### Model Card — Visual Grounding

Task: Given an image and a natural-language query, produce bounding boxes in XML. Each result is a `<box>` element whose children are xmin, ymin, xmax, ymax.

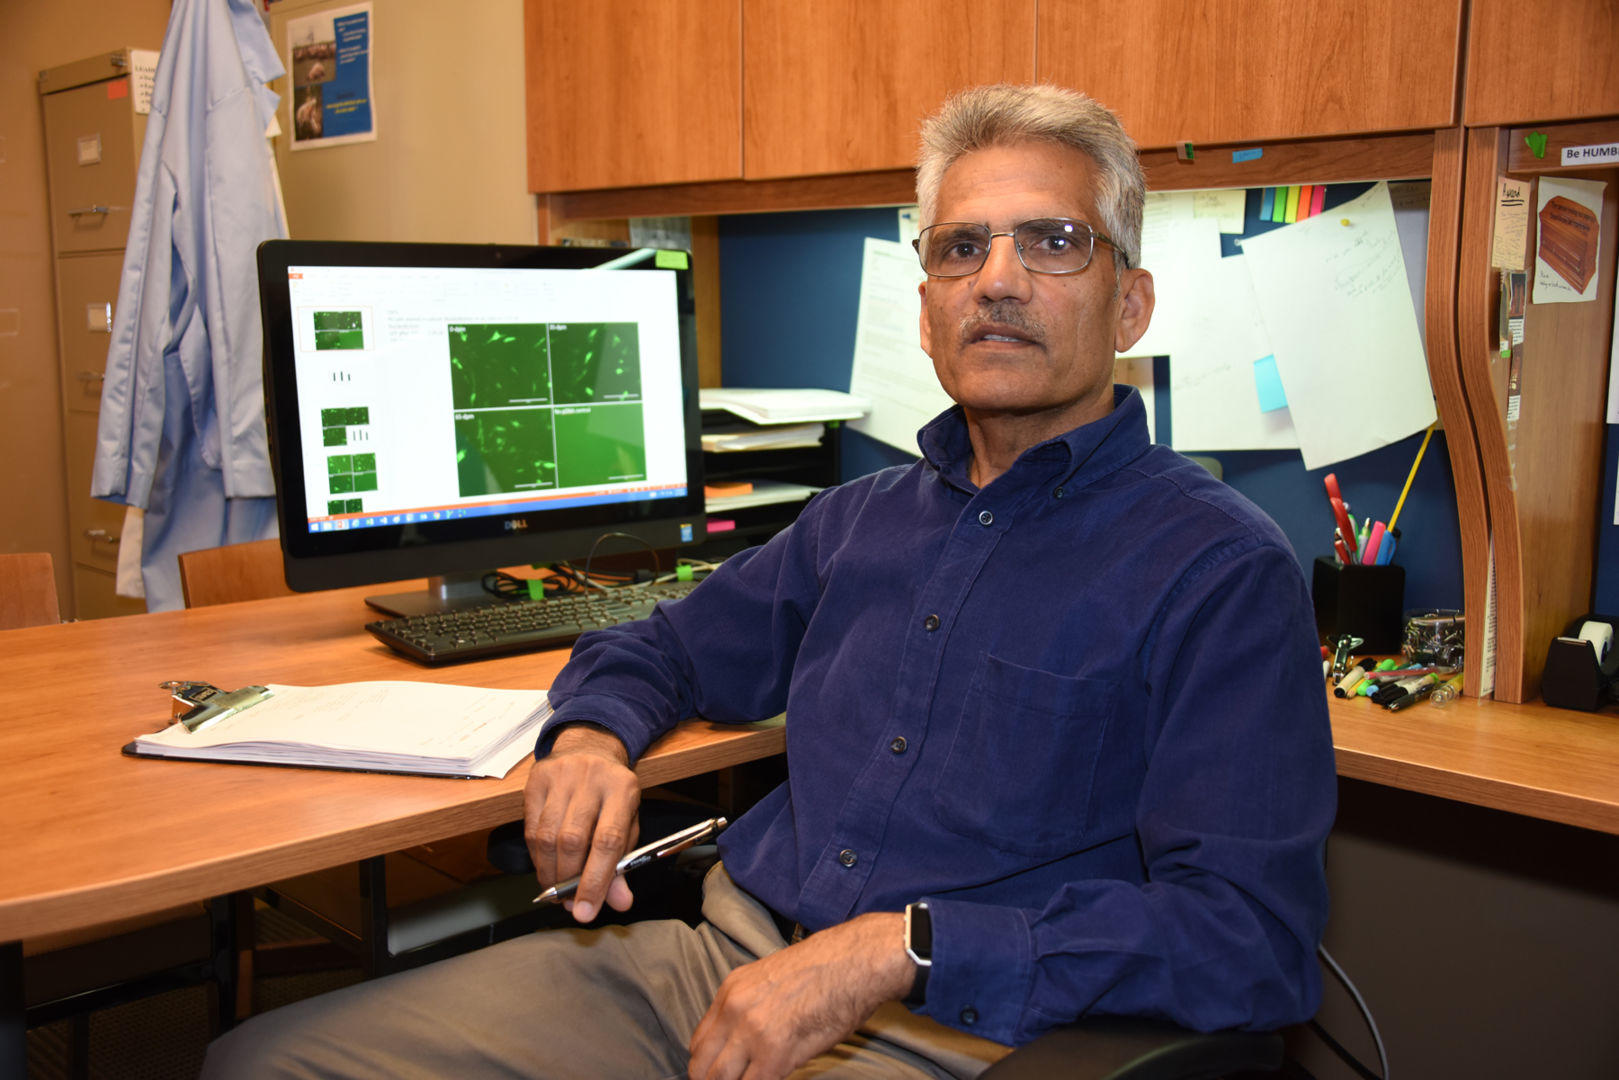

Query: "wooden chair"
<box><xmin>176</xmin><ymin>538</ymin><xmax>297</xmax><ymax>608</ymax></box>
<box><xmin>0</xmin><ymin>552</ymin><xmax>61</xmax><ymax>629</ymax></box>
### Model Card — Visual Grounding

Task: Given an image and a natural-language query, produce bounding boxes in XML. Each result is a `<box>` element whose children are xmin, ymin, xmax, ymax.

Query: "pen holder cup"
<box><xmin>1311</xmin><ymin>557</ymin><xmax>1405</xmax><ymax>654</ymax></box>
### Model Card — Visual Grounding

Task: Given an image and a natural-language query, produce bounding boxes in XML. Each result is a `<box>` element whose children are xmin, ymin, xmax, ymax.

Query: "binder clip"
<box><xmin>1541</xmin><ymin>616</ymin><xmax>1619</xmax><ymax>712</ymax></box>
<box><xmin>161</xmin><ymin>680</ymin><xmax>273</xmax><ymax>733</ymax></box>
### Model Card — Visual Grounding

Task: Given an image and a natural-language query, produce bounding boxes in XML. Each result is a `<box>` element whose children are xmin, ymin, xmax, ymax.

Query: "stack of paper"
<box><xmin>700</xmin><ymin>387</ymin><xmax>870</xmax><ymax>425</ymax></box>
<box><xmin>129</xmin><ymin>682</ymin><xmax>552</xmax><ymax>778</ymax></box>
<box><xmin>701</xmin><ymin>422</ymin><xmax>826</xmax><ymax>452</ymax></box>
<box><xmin>705</xmin><ymin>479</ymin><xmax>820</xmax><ymax>512</ymax></box>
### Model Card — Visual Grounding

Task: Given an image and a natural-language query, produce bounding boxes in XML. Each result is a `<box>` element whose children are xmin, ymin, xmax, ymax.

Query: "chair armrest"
<box><xmin>979</xmin><ymin>1017</ymin><xmax>1283</xmax><ymax>1080</ymax></box>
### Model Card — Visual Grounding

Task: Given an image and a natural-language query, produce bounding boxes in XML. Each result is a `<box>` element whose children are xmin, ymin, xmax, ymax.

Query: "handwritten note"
<box><xmin>1239</xmin><ymin>182</ymin><xmax>1434</xmax><ymax>469</ymax></box>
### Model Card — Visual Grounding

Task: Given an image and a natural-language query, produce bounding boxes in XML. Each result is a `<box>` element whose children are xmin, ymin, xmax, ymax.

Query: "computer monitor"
<box><xmin>256</xmin><ymin>240</ymin><xmax>707</xmax><ymax>617</ymax></box>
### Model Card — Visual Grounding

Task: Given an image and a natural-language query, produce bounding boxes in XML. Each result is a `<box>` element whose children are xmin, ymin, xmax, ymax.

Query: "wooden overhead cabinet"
<box><xmin>741</xmin><ymin>0</ymin><xmax>1035</xmax><ymax>180</ymax></box>
<box><xmin>1036</xmin><ymin>0</ymin><xmax>1462</xmax><ymax>149</ymax></box>
<box><xmin>524</xmin><ymin>0</ymin><xmax>743</xmax><ymax>192</ymax></box>
<box><xmin>1464</xmin><ymin>0</ymin><xmax>1619</xmax><ymax>126</ymax></box>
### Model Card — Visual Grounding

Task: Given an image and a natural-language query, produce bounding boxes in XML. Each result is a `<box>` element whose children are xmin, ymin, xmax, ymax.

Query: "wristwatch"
<box><xmin>903</xmin><ymin>901</ymin><xmax>931</xmax><ymax>1006</ymax></box>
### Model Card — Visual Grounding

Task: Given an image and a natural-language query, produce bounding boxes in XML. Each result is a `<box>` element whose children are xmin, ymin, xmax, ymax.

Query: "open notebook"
<box><xmin>126</xmin><ymin>682</ymin><xmax>552</xmax><ymax>778</ymax></box>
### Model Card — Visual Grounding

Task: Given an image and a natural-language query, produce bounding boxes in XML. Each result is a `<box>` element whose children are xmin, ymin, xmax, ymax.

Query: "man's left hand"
<box><xmin>687</xmin><ymin>911</ymin><xmax>915</xmax><ymax>1080</ymax></box>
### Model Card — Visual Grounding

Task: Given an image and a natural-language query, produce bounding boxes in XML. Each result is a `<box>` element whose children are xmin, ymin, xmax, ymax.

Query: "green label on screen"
<box><xmin>655</xmin><ymin>250</ymin><xmax>689</xmax><ymax>270</ymax></box>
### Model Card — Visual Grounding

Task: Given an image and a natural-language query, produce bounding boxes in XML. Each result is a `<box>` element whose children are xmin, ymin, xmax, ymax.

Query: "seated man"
<box><xmin>205</xmin><ymin>83</ymin><xmax>1334</xmax><ymax>1080</ymax></box>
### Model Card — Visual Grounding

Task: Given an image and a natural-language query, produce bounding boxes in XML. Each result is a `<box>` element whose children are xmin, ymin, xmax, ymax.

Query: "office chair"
<box><xmin>980</xmin><ymin>1019</ymin><xmax>1287</xmax><ymax>1080</ymax></box>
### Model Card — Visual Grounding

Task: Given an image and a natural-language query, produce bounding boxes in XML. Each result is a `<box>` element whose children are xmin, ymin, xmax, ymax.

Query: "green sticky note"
<box><xmin>527</xmin><ymin>578</ymin><xmax>546</xmax><ymax>600</ymax></box>
<box><xmin>655</xmin><ymin>250</ymin><xmax>689</xmax><ymax>270</ymax></box>
<box><xmin>1253</xmin><ymin>355</ymin><xmax>1288</xmax><ymax>412</ymax></box>
<box><xmin>1525</xmin><ymin>131</ymin><xmax>1548</xmax><ymax>159</ymax></box>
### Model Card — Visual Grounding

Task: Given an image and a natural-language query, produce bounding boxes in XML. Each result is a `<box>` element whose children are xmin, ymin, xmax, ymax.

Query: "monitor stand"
<box><xmin>365</xmin><ymin>572</ymin><xmax>499</xmax><ymax>618</ymax></box>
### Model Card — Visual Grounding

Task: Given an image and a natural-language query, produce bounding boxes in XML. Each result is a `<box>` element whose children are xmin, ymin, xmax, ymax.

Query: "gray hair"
<box><xmin>916</xmin><ymin>84</ymin><xmax>1145</xmax><ymax>270</ymax></box>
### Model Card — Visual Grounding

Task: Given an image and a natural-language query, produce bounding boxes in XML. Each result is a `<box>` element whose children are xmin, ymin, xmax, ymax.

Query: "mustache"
<box><xmin>958</xmin><ymin>302</ymin><xmax>1045</xmax><ymax>345</ymax></box>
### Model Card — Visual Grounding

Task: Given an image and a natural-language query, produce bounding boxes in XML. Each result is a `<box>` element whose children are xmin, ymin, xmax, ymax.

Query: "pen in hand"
<box><xmin>533</xmin><ymin>815</ymin><xmax>728</xmax><ymax>905</ymax></box>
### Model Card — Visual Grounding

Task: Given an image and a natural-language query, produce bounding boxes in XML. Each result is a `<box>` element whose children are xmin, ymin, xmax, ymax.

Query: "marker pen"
<box><xmin>1386</xmin><ymin>677</ymin><xmax>1441</xmax><ymax>711</ymax></box>
<box><xmin>1334</xmin><ymin>660</ymin><xmax>1373</xmax><ymax>697</ymax></box>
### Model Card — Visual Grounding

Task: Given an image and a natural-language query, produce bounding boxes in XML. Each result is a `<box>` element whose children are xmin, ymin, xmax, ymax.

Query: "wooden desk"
<box><xmin>1328</xmin><ymin>693</ymin><xmax>1619</xmax><ymax>835</ymax></box>
<box><xmin>0</xmin><ymin>584</ymin><xmax>785</xmax><ymax>944</ymax></box>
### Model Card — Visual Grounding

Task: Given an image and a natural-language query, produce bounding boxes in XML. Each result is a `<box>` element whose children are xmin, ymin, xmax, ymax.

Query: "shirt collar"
<box><xmin>917</xmin><ymin>385</ymin><xmax>1151</xmax><ymax>493</ymax></box>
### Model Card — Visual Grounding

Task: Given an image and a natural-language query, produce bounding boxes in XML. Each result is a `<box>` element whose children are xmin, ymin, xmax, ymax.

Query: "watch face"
<box><xmin>906</xmin><ymin>902</ymin><xmax>932</xmax><ymax>964</ymax></box>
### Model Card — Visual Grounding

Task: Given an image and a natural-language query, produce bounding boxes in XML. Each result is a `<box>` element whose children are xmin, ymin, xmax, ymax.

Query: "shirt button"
<box><xmin>960</xmin><ymin>1006</ymin><xmax>979</xmax><ymax>1026</ymax></box>
<box><xmin>838</xmin><ymin>849</ymin><xmax>858</xmax><ymax>868</ymax></box>
<box><xmin>889</xmin><ymin>736</ymin><xmax>908</xmax><ymax>754</ymax></box>
<box><xmin>922</xmin><ymin>614</ymin><xmax>940</xmax><ymax>631</ymax></box>
<box><xmin>1053</xmin><ymin>486</ymin><xmax>1066</xmax><ymax>499</ymax></box>
<box><xmin>977</xmin><ymin>509</ymin><xmax>994</xmax><ymax>526</ymax></box>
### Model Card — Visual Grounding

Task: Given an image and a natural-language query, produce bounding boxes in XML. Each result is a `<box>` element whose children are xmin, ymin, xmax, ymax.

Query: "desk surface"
<box><xmin>1328</xmin><ymin>692</ymin><xmax>1619</xmax><ymax>835</ymax></box>
<box><xmin>5</xmin><ymin>588</ymin><xmax>1617</xmax><ymax>941</ymax></box>
<box><xmin>0</xmin><ymin>585</ymin><xmax>783</xmax><ymax>942</ymax></box>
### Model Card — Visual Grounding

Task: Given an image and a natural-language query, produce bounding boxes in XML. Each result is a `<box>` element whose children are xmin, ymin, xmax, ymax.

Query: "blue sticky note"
<box><xmin>1253</xmin><ymin>355</ymin><xmax>1288</xmax><ymax>412</ymax></box>
<box><xmin>1232</xmin><ymin>147</ymin><xmax>1264</xmax><ymax>163</ymax></box>
<box><xmin>1259</xmin><ymin>187</ymin><xmax>1275</xmax><ymax>219</ymax></box>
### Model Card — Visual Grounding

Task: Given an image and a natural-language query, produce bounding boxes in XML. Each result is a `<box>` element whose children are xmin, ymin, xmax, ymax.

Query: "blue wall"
<box><xmin>717</xmin><ymin>203</ymin><xmax>1465</xmax><ymax>610</ymax></box>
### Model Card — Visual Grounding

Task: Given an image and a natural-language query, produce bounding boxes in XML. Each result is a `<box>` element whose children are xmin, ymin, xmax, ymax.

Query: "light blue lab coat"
<box><xmin>92</xmin><ymin>0</ymin><xmax>286</xmax><ymax>610</ymax></box>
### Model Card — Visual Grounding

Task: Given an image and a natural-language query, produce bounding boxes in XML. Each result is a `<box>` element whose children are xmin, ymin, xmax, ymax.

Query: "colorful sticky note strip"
<box><xmin>1271</xmin><ymin>188</ymin><xmax>1287</xmax><ymax>223</ymax></box>
<box><xmin>1260</xmin><ymin>187</ymin><xmax>1275</xmax><ymax>220</ymax></box>
<box><xmin>1232</xmin><ymin>147</ymin><xmax>1264</xmax><ymax>163</ymax></box>
<box><xmin>1253</xmin><ymin>355</ymin><xmax>1289</xmax><ymax>412</ymax></box>
<box><xmin>1284</xmin><ymin>186</ymin><xmax>1301</xmax><ymax>222</ymax></box>
<box><xmin>1296</xmin><ymin>185</ymin><xmax>1315</xmax><ymax>219</ymax></box>
<box><xmin>1310</xmin><ymin>185</ymin><xmax>1326</xmax><ymax>217</ymax></box>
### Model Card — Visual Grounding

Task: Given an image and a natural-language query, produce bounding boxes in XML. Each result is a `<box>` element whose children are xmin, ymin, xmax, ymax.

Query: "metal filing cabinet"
<box><xmin>39</xmin><ymin>50</ymin><xmax>153</xmax><ymax>618</ymax></box>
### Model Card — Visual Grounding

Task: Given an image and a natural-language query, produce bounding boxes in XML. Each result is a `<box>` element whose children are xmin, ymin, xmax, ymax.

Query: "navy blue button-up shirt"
<box><xmin>545</xmin><ymin>387</ymin><xmax>1335</xmax><ymax>1044</ymax></box>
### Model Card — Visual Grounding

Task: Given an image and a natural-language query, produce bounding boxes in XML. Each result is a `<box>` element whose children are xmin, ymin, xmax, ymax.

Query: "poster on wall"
<box><xmin>288</xmin><ymin>2</ymin><xmax>376</xmax><ymax>150</ymax></box>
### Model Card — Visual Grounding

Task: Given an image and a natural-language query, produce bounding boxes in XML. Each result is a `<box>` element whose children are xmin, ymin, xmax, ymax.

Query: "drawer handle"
<box><xmin>76</xmin><ymin>370</ymin><xmax>105</xmax><ymax>385</ymax></box>
<box><xmin>67</xmin><ymin>205</ymin><xmax>112</xmax><ymax>217</ymax></box>
<box><xmin>84</xmin><ymin>528</ymin><xmax>119</xmax><ymax>543</ymax></box>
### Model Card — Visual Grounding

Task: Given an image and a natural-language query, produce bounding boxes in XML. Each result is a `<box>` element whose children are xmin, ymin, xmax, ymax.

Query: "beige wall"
<box><xmin>268</xmin><ymin>0</ymin><xmax>537</xmax><ymax>243</ymax></box>
<box><xmin>0</xmin><ymin>0</ymin><xmax>170</xmax><ymax>612</ymax></box>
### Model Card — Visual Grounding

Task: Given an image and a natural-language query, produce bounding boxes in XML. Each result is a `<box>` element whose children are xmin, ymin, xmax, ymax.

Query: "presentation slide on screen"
<box><xmin>284</xmin><ymin>264</ymin><xmax>688</xmax><ymax>530</ymax></box>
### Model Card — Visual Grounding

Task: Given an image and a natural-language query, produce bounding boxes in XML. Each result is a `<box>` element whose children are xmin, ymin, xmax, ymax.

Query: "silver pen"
<box><xmin>532</xmin><ymin>815</ymin><xmax>728</xmax><ymax>904</ymax></box>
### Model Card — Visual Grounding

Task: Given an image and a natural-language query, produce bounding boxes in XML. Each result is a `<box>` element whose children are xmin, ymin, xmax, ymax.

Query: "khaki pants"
<box><xmin>202</xmin><ymin>865</ymin><xmax>1011</xmax><ymax>1079</ymax></box>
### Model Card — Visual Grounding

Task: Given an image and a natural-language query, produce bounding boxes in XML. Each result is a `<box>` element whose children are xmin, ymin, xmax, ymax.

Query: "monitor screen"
<box><xmin>257</xmin><ymin>240</ymin><xmax>706</xmax><ymax>615</ymax></box>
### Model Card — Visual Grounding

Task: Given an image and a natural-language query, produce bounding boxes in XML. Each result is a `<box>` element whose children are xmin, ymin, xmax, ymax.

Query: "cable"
<box><xmin>581</xmin><ymin>531</ymin><xmax>661</xmax><ymax>592</ymax></box>
<box><xmin>1311</xmin><ymin>943</ymin><xmax>1388</xmax><ymax>1080</ymax></box>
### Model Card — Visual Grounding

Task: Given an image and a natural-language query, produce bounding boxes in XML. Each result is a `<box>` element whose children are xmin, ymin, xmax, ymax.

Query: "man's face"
<box><xmin>918</xmin><ymin>141</ymin><xmax>1152</xmax><ymax>434</ymax></box>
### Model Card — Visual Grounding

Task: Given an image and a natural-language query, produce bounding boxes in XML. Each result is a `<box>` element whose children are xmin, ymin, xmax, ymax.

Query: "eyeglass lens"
<box><xmin>917</xmin><ymin>219</ymin><xmax>1098</xmax><ymax>277</ymax></box>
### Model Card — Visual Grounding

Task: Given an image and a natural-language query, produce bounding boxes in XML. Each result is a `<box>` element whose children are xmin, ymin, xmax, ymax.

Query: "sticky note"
<box><xmin>106</xmin><ymin>78</ymin><xmax>129</xmax><ymax>101</ymax></box>
<box><xmin>1285</xmin><ymin>186</ymin><xmax>1301</xmax><ymax>222</ymax></box>
<box><xmin>1253</xmin><ymin>355</ymin><xmax>1288</xmax><ymax>412</ymax></box>
<box><xmin>1260</xmin><ymin>188</ymin><xmax>1275</xmax><ymax>219</ymax></box>
<box><xmin>1296</xmin><ymin>185</ymin><xmax>1315</xmax><ymax>219</ymax></box>
<box><xmin>1232</xmin><ymin>148</ymin><xmax>1263</xmax><ymax>163</ymax></box>
<box><xmin>1271</xmin><ymin>189</ymin><xmax>1288</xmax><ymax>223</ymax></box>
<box><xmin>655</xmin><ymin>250</ymin><xmax>689</xmax><ymax>270</ymax></box>
<box><xmin>1310</xmin><ymin>185</ymin><xmax>1326</xmax><ymax>217</ymax></box>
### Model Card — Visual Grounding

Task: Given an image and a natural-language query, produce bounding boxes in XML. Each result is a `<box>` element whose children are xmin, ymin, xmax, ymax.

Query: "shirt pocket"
<box><xmin>933</xmin><ymin>653</ymin><xmax>1118</xmax><ymax>860</ymax></box>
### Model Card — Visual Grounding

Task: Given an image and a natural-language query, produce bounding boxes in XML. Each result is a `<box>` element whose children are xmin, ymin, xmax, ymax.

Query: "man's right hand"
<box><xmin>523</xmin><ymin>724</ymin><xmax>640</xmax><ymax>924</ymax></box>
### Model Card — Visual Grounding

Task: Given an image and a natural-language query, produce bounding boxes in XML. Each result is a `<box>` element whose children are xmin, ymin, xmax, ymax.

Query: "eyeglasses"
<box><xmin>913</xmin><ymin>218</ymin><xmax>1125</xmax><ymax>277</ymax></box>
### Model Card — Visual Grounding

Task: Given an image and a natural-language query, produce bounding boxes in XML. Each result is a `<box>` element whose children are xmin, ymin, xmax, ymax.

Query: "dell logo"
<box><xmin>503</xmin><ymin>519</ymin><xmax>528</xmax><ymax>532</ymax></box>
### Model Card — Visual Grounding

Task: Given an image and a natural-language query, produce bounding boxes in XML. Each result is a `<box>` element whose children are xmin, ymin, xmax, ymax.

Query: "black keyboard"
<box><xmin>367</xmin><ymin>581</ymin><xmax>701</xmax><ymax>663</ymax></box>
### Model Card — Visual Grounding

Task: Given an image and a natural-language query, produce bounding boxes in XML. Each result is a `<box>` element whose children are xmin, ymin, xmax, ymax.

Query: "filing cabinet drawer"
<box><xmin>64</xmin><ymin>410</ymin><xmax>127</xmax><ymax>573</ymax></box>
<box><xmin>55</xmin><ymin>252</ymin><xmax>122</xmax><ymax>413</ymax></box>
<box><xmin>72</xmin><ymin>563</ymin><xmax>146</xmax><ymax>620</ymax></box>
<box><xmin>41</xmin><ymin>76</ymin><xmax>145</xmax><ymax>254</ymax></box>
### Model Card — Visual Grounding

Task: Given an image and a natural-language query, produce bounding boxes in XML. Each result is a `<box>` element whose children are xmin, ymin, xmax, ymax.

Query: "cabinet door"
<box><xmin>65</xmin><ymin>410</ymin><xmax>127</xmax><ymax>574</ymax></box>
<box><xmin>743</xmin><ymin>0</ymin><xmax>1035</xmax><ymax>181</ymax></box>
<box><xmin>41</xmin><ymin>77</ymin><xmax>142</xmax><ymax>254</ymax></box>
<box><xmin>1465</xmin><ymin>0</ymin><xmax>1619</xmax><ymax>126</ymax></box>
<box><xmin>525</xmin><ymin>0</ymin><xmax>742</xmax><ymax>192</ymax></box>
<box><xmin>1037</xmin><ymin>0</ymin><xmax>1460</xmax><ymax>149</ymax></box>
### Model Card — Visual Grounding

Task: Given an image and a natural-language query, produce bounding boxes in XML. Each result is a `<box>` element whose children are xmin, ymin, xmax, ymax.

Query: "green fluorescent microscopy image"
<box><xmin>548</xmin><ymin>322</ymin><xmax>641</xmax><ymax>405</ymax></box>
<box><xmin>328</xmin><ymin>499</ymin><xmax>345</xmax><ymax>514</ymax></box>
<box><xmin>329</xmin><ymin>473</ymin><xmax>354</xmax><ymax>494</ymax></box>
<box><xmin>345</xmin><ymin>498</ymin><xmax>363</xmax><ymax>513</ymax></box>
<box><xmin>455</xmin><ymin>408</ymin><xmax>558</xmax><ymax>496</ymax></box>
<box><xmin>448</xmin><ymin>323</ymin><xmax>552</xmax><ymax>409</ymax></box>
<box><xmin>554</xmin><ymin>404</ymin><xmax>647</xmax><ymax>487</ymax></box>
<box><xmin>313</xmin><ymin>310</ymin><xmax>364</xmax><ymax>351</ymax></box>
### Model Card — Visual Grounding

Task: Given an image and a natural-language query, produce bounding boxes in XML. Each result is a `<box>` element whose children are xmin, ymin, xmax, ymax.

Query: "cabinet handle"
<box><xmin>67</xmin><ymin>205</ymin><xmax>111</xmax><ymax>217</ymax></box>
<box><xmin>84</xmin><ymin>528</ymin><xmax>119</xmax><ymax>543</ymax></box>
<box><xmin>76</xmin><ymin>370</ymin><xmax>105</xmax><ymax>386</ymax></box>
